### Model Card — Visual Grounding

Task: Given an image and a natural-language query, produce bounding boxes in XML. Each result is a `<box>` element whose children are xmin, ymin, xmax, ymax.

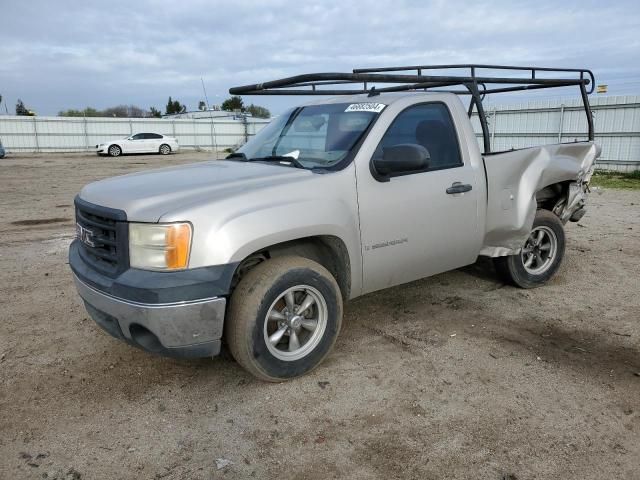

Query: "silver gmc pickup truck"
<box><xmin>70</xmin><ymin>64</ymin><xmax>600</xmax><ymax>381</ymax></box>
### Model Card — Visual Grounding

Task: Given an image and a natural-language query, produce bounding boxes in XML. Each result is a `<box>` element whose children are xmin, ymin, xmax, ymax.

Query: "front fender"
<box><xmin>161</xmin><ymin>166</ymin><xmax>363</xmax><ymax>296</ymax></box>
<box><xmin>109</xmin><ymin>141</ymin><xmax>125</xmax><ymax>153</ymax></box>
<box><xmin>212</xmin><ymin>199</ymin><xmax>361</xmax><ymax>296</ymax></box>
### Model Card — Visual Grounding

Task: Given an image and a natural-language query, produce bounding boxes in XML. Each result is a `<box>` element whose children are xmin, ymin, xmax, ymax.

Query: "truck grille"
<box><xmin>74</xmin><ymin>197</ymin><xmax>128</xmax><ymax>277</ymax></box>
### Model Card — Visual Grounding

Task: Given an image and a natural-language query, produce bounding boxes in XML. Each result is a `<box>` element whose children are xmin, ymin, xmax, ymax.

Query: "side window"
<box><xmin>146</xmin><ymin>133</ymin><xmax>163</xmax><ymax>139</ymax></box>
<box><xmin>131</xmin><ymin>133</ymin><xmax>145</xmax><ymax>140</ymax></box>
<box><xmin>373</xmin><ymin>103</ymin><xmax>462</xmax><ymax>171</ymax></box>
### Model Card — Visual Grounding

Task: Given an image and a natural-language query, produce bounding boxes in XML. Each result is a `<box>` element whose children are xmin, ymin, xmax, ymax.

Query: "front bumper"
<box><xmin>73</xmin><ymin>273</ymin><xmax>225</xmax><ymax>358</ymax></box>
<box><xmin>69</xmin><ymin>235</ymin><xmax>237</xmax><ymax>358</ymax></box>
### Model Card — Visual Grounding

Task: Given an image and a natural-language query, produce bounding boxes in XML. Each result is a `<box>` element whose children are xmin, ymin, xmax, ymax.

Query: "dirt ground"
<box><xmin>1</xmin><ymin>152</ymin><xmax>639</xmax><ymax>480</ymax></box>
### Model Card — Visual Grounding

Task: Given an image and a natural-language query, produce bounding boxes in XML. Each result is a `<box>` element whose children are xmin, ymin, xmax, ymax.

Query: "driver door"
<box><xmin>356</xmin><ymin>101</ymin><xmax>481</xmax><ymax>294</ymax></box>
<box><xmin>127</xmin><ymin>133</ymin><xmax>146</xmax><ymax>152</ymax></box>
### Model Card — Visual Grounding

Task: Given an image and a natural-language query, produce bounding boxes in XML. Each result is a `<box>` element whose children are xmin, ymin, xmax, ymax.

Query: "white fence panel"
<box><xmin>475</xmin><ymin>95</ymin><xmax>640</xmax><ymax>172</ymax></box>
<box><xmin>0</xmin><ymin>115</ymin><xmax>269</xmax><ymax>153</ymax></box>
<box><xmin>1</xmin><ymin>96</ymin><xmax>638</xmax><ymax>172</ymax></box>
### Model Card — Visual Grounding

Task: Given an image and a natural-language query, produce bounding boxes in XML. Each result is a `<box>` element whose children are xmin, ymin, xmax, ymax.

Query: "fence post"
<box><xmin>210</xmin><ymin>118</ymin><xmax>215</xmax><ymax>153</ymax></box>
<box><xmin>557</xmin><ymin>104</ymin><xmax>565</xmax><ymax>143</ymax></box>
<box><xmin>194</xmin><ymin>118</ymin><xmax>198</xmax><ymax>150</ymax></box>
<box><xmin>129</xmin><ymin>118</ymin><xmax>133</xmax><ymax>135</ymax></box>
<box><xmin>490</xmin><ymin>108</ymin><xmax>497</xmax><ymax>150</ymax></box>
<box><xmin>243</xmin><ymin>115</ymin><xmax>248</xmax><ymax>143</ymax></box>
<box><xmin>33</xmin><ymin>116</ymin><xmax>40</xmax><ymax>153</ymax></box>
<box><xmin>83</xmin><ymin>116</ymin><xmax>89</xmax><ymax>151</ymax></box>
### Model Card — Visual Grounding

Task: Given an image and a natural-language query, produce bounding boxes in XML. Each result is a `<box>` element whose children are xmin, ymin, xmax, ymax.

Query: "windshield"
<box><xmin>236</xmin><ymin>103</ymin><xmax>381</xmax><ymax>169</ymax></box>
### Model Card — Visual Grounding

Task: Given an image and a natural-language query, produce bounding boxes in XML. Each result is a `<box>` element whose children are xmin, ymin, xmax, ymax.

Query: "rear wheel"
<box><xmin>494</xmin><ymin>209</ymin><xmax>565</xmax><ymax>288</ymax></box>
<box><xmin>108</xmin><ymin>145</ymin><xmax>122</xmax><ymax>157</ymax></box>
<box><xmin>225</xmin><ymin>256</ymin><xmax>343</xmax><ymax>382</ymax></box>
<box><xmin>159</xmin><ymin>144</ymin><xmax>171</xmax><ymax>155</ymax></box>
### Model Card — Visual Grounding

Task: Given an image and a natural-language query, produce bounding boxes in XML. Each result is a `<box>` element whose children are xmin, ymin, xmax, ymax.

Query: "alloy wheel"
<box><xmin>521</xmin><ymin>226</ymin><xmax>558</xmax><ymax>275</ymax></box>
<box><xmin>263</xmin><ymin>285</ymin><xmax>328</xmax><ymax>361</ymax></box>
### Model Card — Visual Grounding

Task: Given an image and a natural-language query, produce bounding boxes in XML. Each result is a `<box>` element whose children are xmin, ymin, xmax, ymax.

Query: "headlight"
<box><xmin>129</xmin><ymin>222</ymin><xmax>192</xmax><ymax>270</ymax></box>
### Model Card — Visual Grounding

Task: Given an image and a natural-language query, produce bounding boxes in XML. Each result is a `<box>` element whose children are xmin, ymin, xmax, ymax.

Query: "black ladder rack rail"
<box><xmin>229</xmin><ymin>64</ymin><xmax>595</xmax><ymax>154</ymax></box>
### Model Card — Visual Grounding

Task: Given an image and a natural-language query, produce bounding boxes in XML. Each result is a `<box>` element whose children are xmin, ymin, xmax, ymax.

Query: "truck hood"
<box><xmin>79</xmin><ymin>160</ymin><xmax>313</xmax><ymax>222</ymax></box>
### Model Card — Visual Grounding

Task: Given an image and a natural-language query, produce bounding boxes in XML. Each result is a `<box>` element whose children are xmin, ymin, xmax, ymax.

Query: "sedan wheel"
<box><xmin>159</xmin><ymin>144</ymin><xmax>171</xmax><ymax>155</ymax></box>
<box><xmin>108</xmin><ymin>145</ymin><xmax>122</xmax><ymax>157</ymax></box>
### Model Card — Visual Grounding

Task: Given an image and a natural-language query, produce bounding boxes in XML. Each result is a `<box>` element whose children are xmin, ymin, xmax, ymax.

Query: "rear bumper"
<box><xmin>73</xmin><ymin>273</ymin><xmax>225</xmax><ymax>358</ymax></box>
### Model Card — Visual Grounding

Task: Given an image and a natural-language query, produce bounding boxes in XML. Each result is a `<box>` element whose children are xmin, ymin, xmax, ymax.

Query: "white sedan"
<box><xmin>96</xmin><ymin>133</ymin><xmax>179</xmax><ymax>157</ymax></box>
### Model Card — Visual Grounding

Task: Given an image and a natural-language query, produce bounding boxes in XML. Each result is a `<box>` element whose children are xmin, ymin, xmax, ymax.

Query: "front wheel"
<box><xmin>225</xmin><ymin>256</ymin><xmax>343</xmax><ymax>382</ymax></box>
<box><xmin>108</xmin><ymin>145</ymin><xmax>122</xmax><ymax>157</ymax></box>
<box><xmin>493</xmin><ymin>209</ymin><xmax>566</xmax><ymax>289</ymax></box>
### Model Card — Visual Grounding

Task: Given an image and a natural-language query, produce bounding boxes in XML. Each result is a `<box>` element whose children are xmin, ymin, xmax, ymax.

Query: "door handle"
<box><xmin>446</xmin><ymin>182</ymin><xmax>473</xmax><ymax>194</ymax></box>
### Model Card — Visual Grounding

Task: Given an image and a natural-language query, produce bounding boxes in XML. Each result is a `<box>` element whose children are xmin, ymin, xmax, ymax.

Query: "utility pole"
<box><xmin>202</xmin><ymin>77</ymin><xmax>217</xmax><ymax>153</ymax></box>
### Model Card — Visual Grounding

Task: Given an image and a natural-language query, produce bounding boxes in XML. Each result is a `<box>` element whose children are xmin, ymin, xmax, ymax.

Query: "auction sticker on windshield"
<box><xmin>345</xmin><ymin>103</ymin><xmax>386</xmax><ymax>113</ymax></box>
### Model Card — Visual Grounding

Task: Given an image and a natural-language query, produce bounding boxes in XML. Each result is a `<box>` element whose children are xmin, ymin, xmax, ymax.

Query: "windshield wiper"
<box><xmin>247</xmin><ymin>156</ymin><xmax>306</xmax><ymax>169</ymax></box>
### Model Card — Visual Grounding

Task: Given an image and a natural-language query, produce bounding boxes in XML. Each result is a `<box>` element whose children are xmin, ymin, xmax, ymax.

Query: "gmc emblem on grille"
<box><xmin>76</xmin><ymin>223</ymin><xmax>96</xmax><ymax>247</ymax></box>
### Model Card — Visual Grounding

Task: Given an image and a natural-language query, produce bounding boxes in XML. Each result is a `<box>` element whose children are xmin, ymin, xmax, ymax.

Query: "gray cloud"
<box><xmin>1</xmin><ymin>0</ymin><xmax>639</xmax><ymax>115</ymax></box>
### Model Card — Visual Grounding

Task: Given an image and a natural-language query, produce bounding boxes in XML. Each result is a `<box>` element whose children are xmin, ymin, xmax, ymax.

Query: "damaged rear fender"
<box><xmin>479</xmin><ymin>142</ymin><xmax>600</xmax><ymax>257</ymax></box>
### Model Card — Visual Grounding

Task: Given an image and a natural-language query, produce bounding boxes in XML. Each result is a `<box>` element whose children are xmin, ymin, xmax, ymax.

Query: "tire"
<box><xmin>494</xmin><ymin>209</ymin><xmax>565</xmax><ymax>289</ymax></box>
<box><xmin>159</xmin><ymin>144</ymin><xmax>171</xmax><ymax>155</ymax></box>
<box><xmin>108</xmin><ymin>145</ymin><xmax>122</xmax><ymax>157</ymax></box>
<box><xmin>225</xmin><ymin>255</ymin><xmax>343</xmax><ymax>382</ymax></box>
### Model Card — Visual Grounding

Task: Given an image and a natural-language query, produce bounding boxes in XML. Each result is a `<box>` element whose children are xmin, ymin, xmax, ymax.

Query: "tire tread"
<box><xmin>225</xmin><ymin>255</ymin><xmax>342</xmax><ymax>382</ymax></box>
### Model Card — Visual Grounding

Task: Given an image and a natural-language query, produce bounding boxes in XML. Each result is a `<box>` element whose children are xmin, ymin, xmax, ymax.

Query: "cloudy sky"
<box><xmin>1</xmin><ymin>0</ymin><xmax>639</xmax><ymax>116</ymax></box>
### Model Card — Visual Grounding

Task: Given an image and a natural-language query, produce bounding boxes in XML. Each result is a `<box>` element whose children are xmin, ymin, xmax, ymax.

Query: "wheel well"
<box><xmin>230</xmin><ymin>236</ymin><xmax>351</xmax><ymax>300</ymax></box>
<box><xmin>536</xmin><ymin>181</ymin><xmax>570</xmax><ymax>211</ymax></box>
<box><xmin>160</xmin><ymin>143</ymin><xmax>171</xmax><ymax>151</ymax></box>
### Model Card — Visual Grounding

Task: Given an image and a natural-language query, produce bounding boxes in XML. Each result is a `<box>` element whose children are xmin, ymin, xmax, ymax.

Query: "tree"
<box><xmin>221</xmin><ymin>96</ymin><xmax>244</xmax><ymax>112</ymax></box>
<box><xmin>198</xmin><ymin>100</ymin><xmax>207</xmax><ymax>111</ymax></box>
<box><xmin>165</xmin><ymin>96</ymin><xmax>186</xmax><ymax>115</ymax></box>
<box><xmin>220</xmin><ymin>96</ymin><xmax>270</xmax><ymax>118</ymax></box>
<box><xmin>58</xmin><ymin>105</ymin><xmax>152</xmax><ymax>118</ymax></box>
<box><xmin>149</xmin><ymin>106</ymin><xmax>162</xmax><ymax>118</ymax></box>
<box><xmin>58</xmin><ymin>107</ymin><xmax>101</xmax><ymax>117</ymax></box>
<box><xmin>246</xmin><ymin>104</ymin><xmax>271</xmax><ymax>118</ymax></box>
<box><xmin>16</xmin><ymin>99</ymin><xmax>30</xmax><ymax>116</ymax></box>
<box><xmin>82</xmin><ymin>107</ymin><xmax>101</xmax><ymax>117</ymax></box>
<box><xmin>165</xmin><ymin>96</ymin><xmax>174</xmax><ymax>114</ymax></box>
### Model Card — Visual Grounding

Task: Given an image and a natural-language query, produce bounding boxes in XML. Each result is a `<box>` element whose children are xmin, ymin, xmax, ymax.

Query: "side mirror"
<box><xmin>373</xmin><ymin>144</ymin><xmax>430</xmax><ymax>176</ymax></box>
